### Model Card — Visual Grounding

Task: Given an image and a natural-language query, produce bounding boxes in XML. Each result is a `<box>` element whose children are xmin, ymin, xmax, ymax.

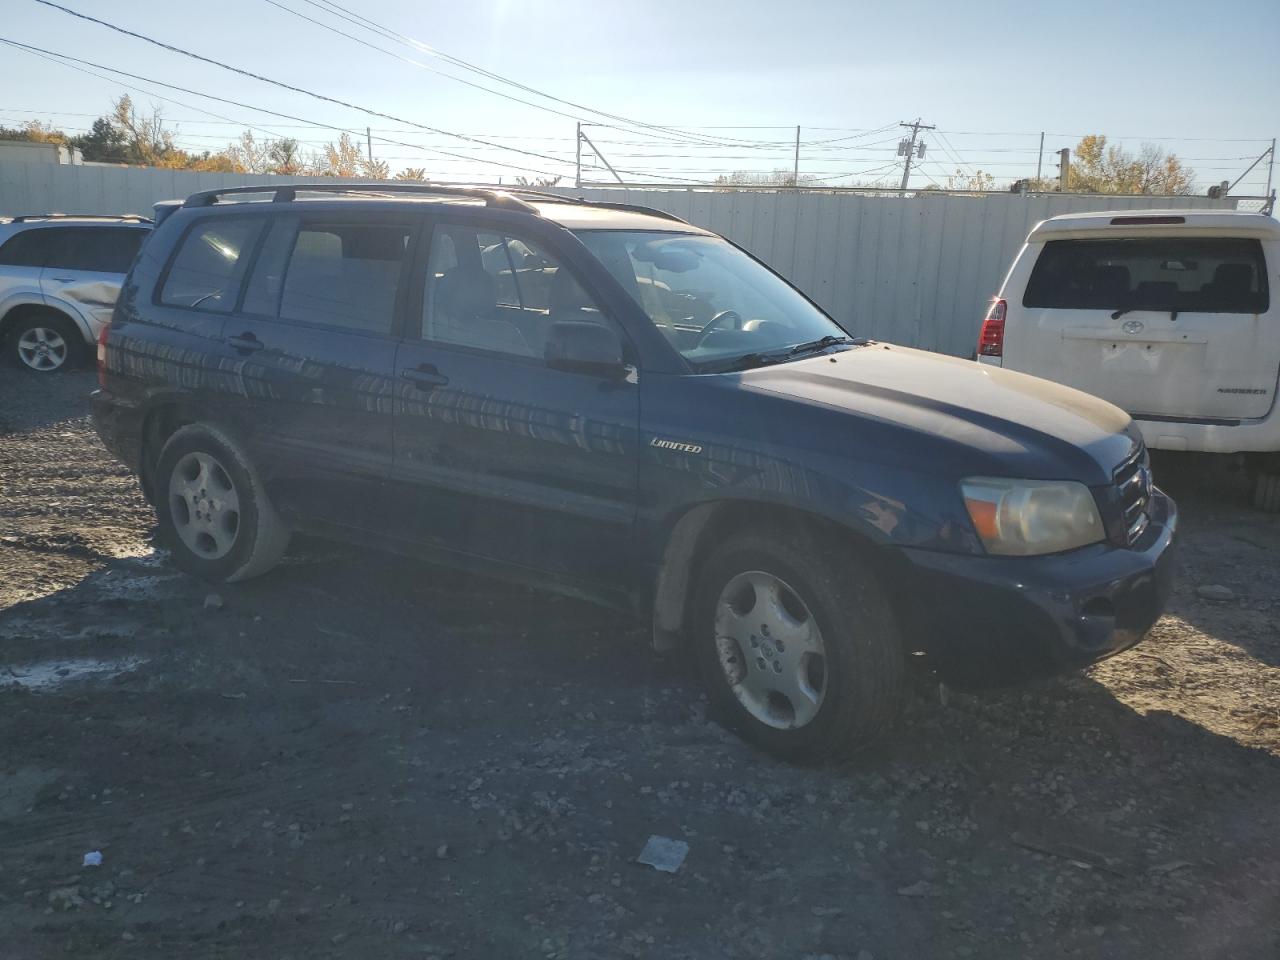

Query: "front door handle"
<box><xmin>227</xmin><ymin>333</ymin><xmax>264</xmax><ymax>352</ymax></box>
<box><xmin>49</xmin><ymin>276</ymin><xmax>75</xmax><ymax>283</ymax></box>
<box><xmin>401</xmin><ymin>365</ymin><xmax>449</xmax><ymax>388</ymax></box>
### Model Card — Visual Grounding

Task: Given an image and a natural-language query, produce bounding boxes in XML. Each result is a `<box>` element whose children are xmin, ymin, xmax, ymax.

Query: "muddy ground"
<box><xmin>1</xmin><ymin>369</ymin><xmax>1277</xmax><ymax>960</ymax></box>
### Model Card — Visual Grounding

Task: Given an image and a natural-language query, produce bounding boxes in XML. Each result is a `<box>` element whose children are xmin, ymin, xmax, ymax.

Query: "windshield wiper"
<box><xmin>721</xmin><ymin>351</ymin><xmax>788</xmax><ymax>371</ymax></box>
<box><xmin>788</xmin><ymin>335</ymin><xmax>859</xmax><ymax>356</ymax></box>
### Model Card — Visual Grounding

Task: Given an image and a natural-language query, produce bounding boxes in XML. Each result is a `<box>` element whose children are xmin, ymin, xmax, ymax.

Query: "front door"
<box><xmin>1014</xmin><ymin>236</ymin><xmax>1278</xmax><ymax>420</ymax></box>
<box><xmin>391</xmin><ymin>215</ymin><xmax>640</xmax><ymax>586</ymax></box>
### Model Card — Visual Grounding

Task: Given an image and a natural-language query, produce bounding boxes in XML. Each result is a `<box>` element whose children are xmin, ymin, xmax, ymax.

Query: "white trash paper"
<box><xmin>636</xmin><ymin>835</ymin><xmax>689</xmax><ymax>873</ymax></box>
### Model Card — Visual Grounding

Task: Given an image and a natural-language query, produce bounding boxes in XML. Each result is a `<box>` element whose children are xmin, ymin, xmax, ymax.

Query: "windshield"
<box><xmin>574</xmin><ymin>230</ymin><xmax>850</xmax><ymax>368</ymax></box>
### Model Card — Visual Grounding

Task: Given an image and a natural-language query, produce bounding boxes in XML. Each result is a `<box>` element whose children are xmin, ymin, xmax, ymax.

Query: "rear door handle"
<box><xmin>227</xmin><ymin>333</ymin><xmax>264</xmax><ymax>352</ymax></box>
<box><xmin>401</xmin><ymin>365</ymin><xmax>449</xmax><ymax>388</ymax></box>
<box><xmin>49</xmin><ymin>276</ymin><xmax>75</xmax><ymax>283</ymax></box>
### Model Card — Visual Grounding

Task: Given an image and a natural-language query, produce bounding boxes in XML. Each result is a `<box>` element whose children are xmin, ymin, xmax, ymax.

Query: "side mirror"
<box><xmin>545</xmin><ymin>321</ymin><xmax>627</xmax><ymax>377</ymax></box>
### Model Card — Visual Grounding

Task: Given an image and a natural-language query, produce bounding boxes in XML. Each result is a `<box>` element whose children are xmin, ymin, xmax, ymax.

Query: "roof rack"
<box><xmin>182</xmin><ymin>182</ymin><xmax>541</xmax><ymax>215</ymax></box>
<box><xmin>179</xmin><ymin>182</ymin><xmax>692</xmax><ymax>226</ymax></box>
<box><xmin>8</xmin><ymin>213</ymin><xmax>152</xmax><ymax>223</ymax></box>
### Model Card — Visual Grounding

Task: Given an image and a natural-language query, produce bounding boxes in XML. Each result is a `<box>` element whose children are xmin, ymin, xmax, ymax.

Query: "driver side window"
<box><xmin>421</xmin><ymin>224</ymin><xmax>614</xmax><ymax>359</ymax></box>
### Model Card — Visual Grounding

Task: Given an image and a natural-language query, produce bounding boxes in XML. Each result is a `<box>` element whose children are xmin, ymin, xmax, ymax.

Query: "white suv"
<box><xmin>0</xmin><ymin>214</ymin><xmax>152</xmax><ymax>372</ymax></box>
<box><xmin>978</xmin><ymin>209</ymin><xmax>1280</xmax><ymax>508</ymax></box>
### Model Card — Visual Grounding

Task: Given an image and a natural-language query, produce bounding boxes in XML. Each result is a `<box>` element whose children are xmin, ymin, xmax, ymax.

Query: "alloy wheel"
<box><xmin>713</xmin><ymin>570</ymin><xmax>828</xmax><ymax>729</ymax></box>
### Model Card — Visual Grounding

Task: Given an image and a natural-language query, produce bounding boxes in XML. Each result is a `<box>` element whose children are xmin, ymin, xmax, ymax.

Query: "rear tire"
<box><xmin>6</xmin><ymin>311</ymin><xmax>84</xmax><ymax>373</ymax></box>
<box><xmin>1254</xmin><ymin>472</ymin><xmax>1280</xmax><ymax>513</ymax></box>
<box><xmin>154</xmin><ymin>424</ymin><xmax>290</xmax><ymax>582</ymax></box>
<box><xmin>692</xmin><ymin>529</ymin><xmax>905</xmax><ymax>762</ymax></box>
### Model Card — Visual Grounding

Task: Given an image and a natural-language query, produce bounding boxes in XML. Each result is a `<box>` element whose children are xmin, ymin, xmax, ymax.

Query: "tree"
<box><xmin>1031</xmin><ymin>135</ymin><xmax>1195</xmax><ymax>195</ymax></box>
<box><xmin>110</xmin><ymin>95</ymin><xmax>181</xmax><ymax>166</ymax></box>
<box><xmin>360</xmin><ymin>157</ymin><xmax>390</xmax><ymax>180</ymax></box>
<box><xmin>227</xmin><ymin>131</ymin><xmax>273</xmax><ymax>174</ymax></box>
<box><xmin>944</xmin><ymin>168</ymin><xmax>996</xmax><ymax>192</ymax></box>
<box><xmin>268</xmin><ymin>138</ymin><xmax>304</xmax><ymax>175</ymax></box>
<box><xmin>712</xmin><ymin>168</ymin><xmax>822</xmax><ymax>188</ymax></box>
<box><xmin>396</xmin><ymin>167</ymin><xmax>428</xmax><ymax>181</ymax></box>
<box><xmin>73</xmin><ymin>117</ymin><xmax>129</xmax><ymax>163</ymax></box>
<box><xmin>515</xmin><ymin>175</ymin><xmax>562</xmax><ymax>188</ymax></box>
<box><xmin>315</xmin><ymin>132</ymin><xmax>364</xmax><ymax>177</ymax></box>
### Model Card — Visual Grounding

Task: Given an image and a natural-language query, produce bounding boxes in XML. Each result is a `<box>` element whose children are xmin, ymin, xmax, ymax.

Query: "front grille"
<box><xmin>1113</xmin><ymin>447</ymin><xmax>1151</xmax><ymax>545</ymax></box>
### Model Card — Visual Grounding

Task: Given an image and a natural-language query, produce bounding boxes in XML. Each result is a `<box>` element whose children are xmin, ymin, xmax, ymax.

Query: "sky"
<box><xmin>2</xmin><ymin>0</ymin><xmax>1278</xmax><ymax>193</ymax></box>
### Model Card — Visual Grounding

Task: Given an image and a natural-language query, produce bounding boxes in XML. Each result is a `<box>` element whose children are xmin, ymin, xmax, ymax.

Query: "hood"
<box><xmin>738</xmin><ymin>344</ymin><xmax>1138</xmax><ymax>482</ymax></box>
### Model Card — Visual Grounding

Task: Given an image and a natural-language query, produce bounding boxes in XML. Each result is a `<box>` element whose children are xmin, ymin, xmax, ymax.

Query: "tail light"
<box><xmin>97</xmin><ymin>322</ymin><xmax>110</xmax><ymax>387</ymax></box>
<box><xmin>978</xmin><ymin>298</ymin><xmax>1006</xmax><ymax>358</ymax></box>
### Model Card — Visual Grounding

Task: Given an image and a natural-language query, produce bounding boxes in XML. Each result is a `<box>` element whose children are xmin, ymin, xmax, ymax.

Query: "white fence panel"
<box><xmin>0</xmin><ymin>163</ymin><xmax>1236</xmax><ymax>356</ymax></box>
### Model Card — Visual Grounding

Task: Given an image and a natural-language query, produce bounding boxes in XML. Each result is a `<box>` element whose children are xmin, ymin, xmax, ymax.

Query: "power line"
<box><xmin>0</xmin><ymin>37</ymin><xmax>567</xmax><ymax>178</ymax></box>
<box><xmin>272</xmin><ymin>0</ymin><xmax>766</xmax><ymax>148</ymax></box>
<box><xmin>256</xmin><ymin>0</ymin><xmax>695</xmax><ymax>143</ymax></box>
<box><xmin>29</xmin><ymin>1</ymin><xmax>581</xmax><ymax>169</ymax></box>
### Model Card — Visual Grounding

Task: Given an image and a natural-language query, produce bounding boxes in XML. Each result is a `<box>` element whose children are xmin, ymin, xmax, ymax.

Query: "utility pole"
<box><xmin>1035</xmin><ymin>131</ymin><xmax>1045</xmax><ymax>185</ymax></box>
<box><xmin>575</xmin><ymin>122</ymin><xmax>582</xmax><ymax>189</ymax></box>
<box><xmin>793</xmin><ymin>125</ymin><xmax>801</xmax><ymax>187</ymax></box>
<box><xmin>1267</xmin><ymin>137</ymin><xmax>1275</xmax><ymax>200</ymax></box>
<box><xmin>897</xmin><ymin>118</ymin><xmax>934</xmax><ymax>192</ymax></box>
<box><xmin>1057</xmin><ymin>147</ymin><xmax>1071</xmax><ymax>191</ymax></box>
<box><xmin>366</xmin><ymin>126</ymin><xmax>373</xmax><ymax>164</ymax></box>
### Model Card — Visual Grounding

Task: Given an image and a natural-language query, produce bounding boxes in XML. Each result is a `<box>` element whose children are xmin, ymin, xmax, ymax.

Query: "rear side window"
<box><xmin>0</xmin><ymin>229</ymin><xmax>54</xmax><ymax>268</ymax></box>
<box><xmin>277</xmin><ymin>221</ymin><xmax>412</xmax><ymax>335</ymax></box>
<box><xmin>44</xmin><ymin>227</ymin><xmax>148</xmax><ymax>274</ymax></box>
<box><xmin>1024</xmin><ymin>238</ymin><xmax>1270</xmax><ymax>314</ymax></box>
<box><xmin>160</xmin><ymin>217</ymin><xmax>263</xmax><ymax>312</ymax></box>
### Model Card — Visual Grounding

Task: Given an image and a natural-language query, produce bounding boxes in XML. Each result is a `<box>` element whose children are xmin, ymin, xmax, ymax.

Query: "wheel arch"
<box><xmin>137</xmin><ymin>399</ymin><xmax>244</xmax><ymax>504</ymax></box>
<box><xmin>0</xmin><ymin>300</ymin><xmax>86</xmax><ymax>342</ymax></box>
<box><xmin>649</xmin><ymin>499</ymin><xmax>899</xmax><ymax>652</ymax></box>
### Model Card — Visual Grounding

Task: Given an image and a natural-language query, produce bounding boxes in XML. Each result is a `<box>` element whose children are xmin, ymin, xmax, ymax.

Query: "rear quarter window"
<box><xmin>0</xmin><ymin>228</ymin><xmax>54</xmax><ymax>268</ymax></box>
<box><xmin>159</xmin><ymin>217</ymin><xmax>264</xmax><ymax>313</ymax></box>
<box><xmin>1024</xmin><ymin>237</ymin><xmax>1270</xmax><ymax>314</ymax></box>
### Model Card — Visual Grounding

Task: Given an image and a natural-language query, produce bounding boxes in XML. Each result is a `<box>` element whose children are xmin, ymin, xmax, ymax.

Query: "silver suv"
<box><xmin>0</xmin><ymin>214</ymin><xmax>152</xmax><ymax>372</ymax></box>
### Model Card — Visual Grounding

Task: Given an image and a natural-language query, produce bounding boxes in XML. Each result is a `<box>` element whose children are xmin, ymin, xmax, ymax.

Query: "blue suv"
<box><xmin>93</xmin><ymin>183</ymin><xmax>1177</xmax><ymax>761</ymax></box>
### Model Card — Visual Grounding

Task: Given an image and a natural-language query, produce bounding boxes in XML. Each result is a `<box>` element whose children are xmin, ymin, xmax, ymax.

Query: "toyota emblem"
<box><xmin>1121</xmin><ymin>319</ymin><xmax>1145</xmax><ymax>335</ymax></box>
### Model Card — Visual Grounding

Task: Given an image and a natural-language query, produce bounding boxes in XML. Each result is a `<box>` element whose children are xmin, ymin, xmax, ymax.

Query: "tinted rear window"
<box><xmin>1024</xmin><ymin>238</ymin><xmax>1269</xmax><ymax>314</ymax></box>
<box><xmin>0</xmin><ymin>229</ymin><xmax>54</xmax><ymax>268</ymax></box>
<box><xmin>45</xmin><ymin>227</ymin><xmax>148</xmax><ymax>274</ymax></box>
<box><xmin>160</xmin><ymin>217</ymin><xmax>263</xmax><ymax>312</ymax></box>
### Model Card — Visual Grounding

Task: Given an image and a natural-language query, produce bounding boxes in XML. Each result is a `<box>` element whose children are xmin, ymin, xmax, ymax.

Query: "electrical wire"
<box><xmin>0</xmin><ymin>37</ymin><xmax>567</xmax><ymax>178</ymax></box>
<box><xmin>269</xmin><ymin>0</ymin><xmax>775</xmax><ymax>148</ymax></box>
<box><xmin>29</xmin><ymin>1</ymin><xmax>583</xmax><ymax>168</ymax></box>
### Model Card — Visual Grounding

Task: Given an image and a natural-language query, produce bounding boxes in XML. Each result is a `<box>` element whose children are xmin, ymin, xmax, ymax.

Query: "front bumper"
<box><xmin>898</xmin><ymin>488</ymin><xmax>1178</xmax><ymax>685</ymax></box>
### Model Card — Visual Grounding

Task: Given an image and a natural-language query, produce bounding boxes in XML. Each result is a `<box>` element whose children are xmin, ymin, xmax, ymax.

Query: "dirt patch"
<box><xmin>1</xmin><ymin>370</ymin><xmax>1277</xmax><ymax>959</ymax></box>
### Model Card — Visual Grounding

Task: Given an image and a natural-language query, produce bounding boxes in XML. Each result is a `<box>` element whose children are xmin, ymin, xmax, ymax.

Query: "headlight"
<box><xmin>960</xmin><ymin>477</ymin><xmax>1104</xmax><ymax>556</ymax></box>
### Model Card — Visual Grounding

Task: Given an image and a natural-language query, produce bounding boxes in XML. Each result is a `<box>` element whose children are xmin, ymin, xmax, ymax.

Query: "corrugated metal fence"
<box><xmin>0</xmin><ymin>162</ymin><xmax>1233</xmax><ymax>356</ymax></box>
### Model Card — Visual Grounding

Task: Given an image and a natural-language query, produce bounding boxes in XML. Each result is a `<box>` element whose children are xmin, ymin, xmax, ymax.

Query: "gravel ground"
<box><xmin>1</xmin><ymin>369</ymin><xmax>1277</xmax><ymax>960</ymax></box>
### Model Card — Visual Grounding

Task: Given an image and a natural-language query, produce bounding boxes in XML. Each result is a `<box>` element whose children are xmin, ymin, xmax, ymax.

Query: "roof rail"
<box><xmin>8</xmin><ymin>213</ymin><xmax>152</xmax><ymax>223</ymax></box>
<box><xmin>182</xmin><ymin>182</ymin><xmax>540</xmax><ymax>215</ymax></box>
<box><xmin>531</xmin><ymin>197</ymin><xmax>691</xmax><ymax>226</ymax></box>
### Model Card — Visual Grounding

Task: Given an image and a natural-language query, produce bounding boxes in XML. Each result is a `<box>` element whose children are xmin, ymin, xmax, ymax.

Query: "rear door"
<box><xmin>39</xmin><ymin>226</ymin><xmax>149</xmax><ymax>332</ymax></box>
<box><xmin>1007</xmin><ymin>236</ymin><xmax>1277</xmax><ymax>420</ymax></box>
<box><xmin>221</xmin><ymin>212</ymin><xmax>417</xmax><ymax>532</ymax></box>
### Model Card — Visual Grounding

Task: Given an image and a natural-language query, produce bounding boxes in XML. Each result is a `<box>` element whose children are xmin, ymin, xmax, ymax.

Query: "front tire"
<box><xmin>692</xmin><ymin>529</ymin><xmax>905</xmax><ymax>762</ymax></box>
<box><xmin>154</xmin><ymin>424</ymin><xmax>290</xmax><ymax>582</ymax></box>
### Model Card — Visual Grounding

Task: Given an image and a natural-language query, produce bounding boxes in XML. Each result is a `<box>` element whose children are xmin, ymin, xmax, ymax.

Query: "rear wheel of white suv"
<box><xmin>154</xmin><ymin>424</ymin><xmax>291</xmax><ymax>582</ymax></box>
<box><xmin>7</xmin><ymin>311</ymin><xmax>83</xmax><ymax>373</ymax></box>
<box><xmin>692</xmin><ymin>529</ymin><xmax>905</xmax><ymax>762</ymax></box>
